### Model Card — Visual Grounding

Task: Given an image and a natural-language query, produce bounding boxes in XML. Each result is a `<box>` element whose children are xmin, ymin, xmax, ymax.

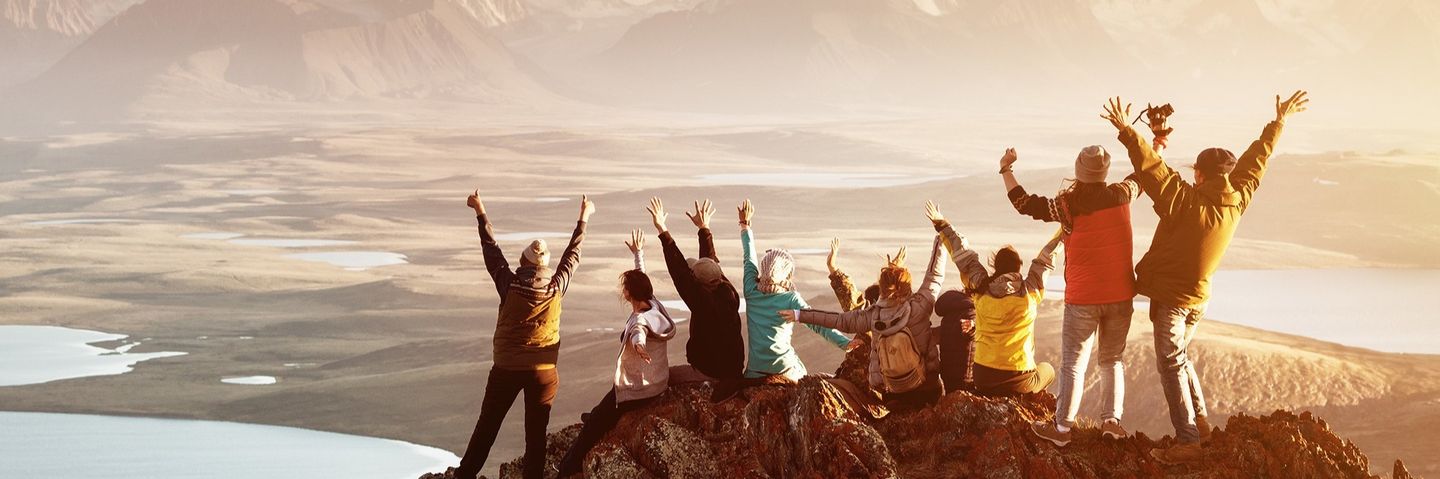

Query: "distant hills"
<box><xmin>2</xmin><ymin>0</ymin><xmax>1437</xmax><ymax>120</ymax></box>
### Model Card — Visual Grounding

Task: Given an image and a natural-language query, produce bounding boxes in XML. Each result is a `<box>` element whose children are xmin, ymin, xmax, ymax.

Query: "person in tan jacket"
<box><xmin>1101</xmin><ymin>91</ymin><xmax>1309</xmax><ymax>464</ymax></box>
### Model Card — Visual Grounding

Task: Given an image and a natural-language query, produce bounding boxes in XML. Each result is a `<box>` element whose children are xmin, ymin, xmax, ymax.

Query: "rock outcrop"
<box><xmin>421</xmin><ymin>347</ymin><xmax>1413</xmax><ymax>479</ymax></box>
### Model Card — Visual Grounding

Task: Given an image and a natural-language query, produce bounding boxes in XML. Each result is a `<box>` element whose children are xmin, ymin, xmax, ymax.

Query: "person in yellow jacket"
<box><xmin>926</xmin><ymin>200</ymin><xmax>1063</xmax><ymax>397</ymax></box>
<box><xmin>1101</xmin><ymin>91</ymin><xmax>1309</xmax><ymax>465</ymax></box>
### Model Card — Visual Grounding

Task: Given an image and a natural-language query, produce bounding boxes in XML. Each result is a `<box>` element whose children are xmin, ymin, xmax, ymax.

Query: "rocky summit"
<box><xmin>421</xmin><ymin>349</ymin><xmax>1415</xmax><ymax>479</ymax></box>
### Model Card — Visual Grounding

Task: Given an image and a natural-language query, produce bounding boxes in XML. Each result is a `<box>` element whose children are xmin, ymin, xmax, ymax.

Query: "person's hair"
<box><xmin>967</xmin><ymin>246</ymin><xmax>1023</xmax><ymax>296</ymax></box>
<box><xmin>863</xmin><ymin>284</ymin><xmax>881</xmax><ymax>305</ymax></box>
<box><xmin>619</xmin><ymin>269</ymin><xmax>654</xmax><ymax>303</ymax></box>
<box><xmin>876</xmin><ymin>265</ymin><xmax>913</xmax><ymax>302</ymax></box>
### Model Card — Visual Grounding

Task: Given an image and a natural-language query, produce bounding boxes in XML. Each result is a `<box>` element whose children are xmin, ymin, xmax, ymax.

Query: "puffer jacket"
<box><xmin>936</xmin><ymin>220</ymin><xmax>1061</xmax><ymax>372</ymax></box>
<box><xmin>796</xmin><ymin>236</ymin><xmax>947</xmax><ymax>391</ymax></box>
<box><xmin>1064</xmin><ymin>205</ymin><xmax>1135</xmax><ymax>305</ymax></box>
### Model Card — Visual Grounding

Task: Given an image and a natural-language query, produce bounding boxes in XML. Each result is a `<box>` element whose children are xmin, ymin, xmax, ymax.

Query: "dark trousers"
<box><xmin>556</xmin><ymin>389</ymin><xmax>657</xmax><ymax>477</ymax></box>
<box><xmin>455</xmin><ymin>367</ymin><xmax>559</xmax><ymax>479</ymax></box>
<box><xmin>973</xmin><ymin>362</ymin><xmax>1055</xmax><ymax>397</ymax></box>
<box><xmin>939</xmin><ymin>316</ymin><xmax>976</xmax><ymax>394</ymax></box>
<box><xmin>883</xmin><ymin>375</ymin><xmax>943</xmax><ymax>411</ymax></box>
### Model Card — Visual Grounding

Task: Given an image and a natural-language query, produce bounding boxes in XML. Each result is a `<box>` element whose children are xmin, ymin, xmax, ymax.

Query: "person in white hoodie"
<box><xmin>557</xmin><ymin>230</ymin><xmax>677</xmax><ymax>478</ymax></box>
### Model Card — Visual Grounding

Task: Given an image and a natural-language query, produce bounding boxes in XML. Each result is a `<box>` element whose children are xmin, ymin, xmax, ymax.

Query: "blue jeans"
<box><xmin>1151</xmin><ymin>302</ymin><xmax>1208</xmax><ymax>444</ymax></box>
<box><xmin>1054</xmin><ymin>301</ymin><xmax>1132</xmax><ymax>427</ymax></box>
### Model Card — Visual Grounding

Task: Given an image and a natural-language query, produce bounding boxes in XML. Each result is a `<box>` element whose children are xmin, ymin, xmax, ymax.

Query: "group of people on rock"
<box><xmin>448</xmin><ymin>91</ymin><xmax>1310</xmax><ymax>478</ymax></box>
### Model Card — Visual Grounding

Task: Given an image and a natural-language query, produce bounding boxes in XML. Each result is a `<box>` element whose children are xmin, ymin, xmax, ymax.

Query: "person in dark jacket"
<box><xmin>934</xmin><ymin>289</ymin><xmax>976</xmax><ymax>394</ymax></box>
<box><xmin>645</xmin><ymin>198</ymin><xmax>746</xmax><ymax>391</ymax></box>
<box><xmin>1101</xmin><ymin>91</ymin><xmax>1309</xmax><ymax>464</ymax></box>
<box><xmin>454</xmin><ymin>190</ymin><xmax>593</xmax><ymax>479</ymax></box>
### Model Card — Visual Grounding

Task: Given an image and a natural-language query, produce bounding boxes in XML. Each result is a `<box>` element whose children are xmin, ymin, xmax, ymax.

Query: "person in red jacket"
<box><xmin>998</xmin><ymin>139</ymin><xmax>1159</xmax><ymax>446</ymax></box>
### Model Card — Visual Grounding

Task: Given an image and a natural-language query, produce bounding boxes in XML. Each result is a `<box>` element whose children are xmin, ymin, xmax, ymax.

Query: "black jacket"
<box><xmin>658</xmin><ymin>228</ymin><xmax>745</xmax><ymax>380</ymax></box>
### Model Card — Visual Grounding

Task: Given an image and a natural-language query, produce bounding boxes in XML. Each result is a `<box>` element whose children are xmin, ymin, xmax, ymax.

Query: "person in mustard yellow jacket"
<box><xmin>1101</xmin><ymin>91</ymin><xmax>1309</xmax><ymax>465</ymax></box>
<box><xmin>926</xmin><ymin>200</ymin><xmax>1062</xmax><ymax>397</ymax></box>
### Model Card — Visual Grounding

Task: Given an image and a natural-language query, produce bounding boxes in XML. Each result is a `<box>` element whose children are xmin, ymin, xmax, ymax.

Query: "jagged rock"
<box><xmin>1394</xmin><ymin>460</ymin><xmax>1413</xmax><ymax>479</ymax></box>
<box><xmin>425</xmin><ymin>348</ymin><xmax>1412</xmax><ymax>479</ymax></box>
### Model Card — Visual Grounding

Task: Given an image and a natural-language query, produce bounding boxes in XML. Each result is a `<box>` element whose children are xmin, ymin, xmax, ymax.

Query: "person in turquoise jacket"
<box><xmin>735</xmin><ymin>199</ymin><xmax>852</xmax><ymax>384</ymax></box>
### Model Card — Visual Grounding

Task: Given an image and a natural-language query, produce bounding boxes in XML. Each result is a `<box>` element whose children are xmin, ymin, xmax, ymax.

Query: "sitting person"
<box><xmin>782</xmin><ymin>233</ymin><xmax>948</xmax><ymax>410</ymax></box>
<box><xmin>927</xmin><ymin>200</ymin><xmax>1062</xmax><ymax>397</ymax></box>
<box><xmin>645</xmin><ymin>198</ymin><xmax>745</xmax><ymax>388</ymax></box>
<box><xmin>556</xmin><ymin>230</ymin><xmax>676</xmax><ymax>477</ymax></box>
<box><xmin>934</xmin><ymin>289</ymin><xmax>977</xmax><ymax>394</ymax></box>
<box><xmin>732</xmin><ymin>199</ymin><xmax>852</xmax><ymax>396</ymax></box>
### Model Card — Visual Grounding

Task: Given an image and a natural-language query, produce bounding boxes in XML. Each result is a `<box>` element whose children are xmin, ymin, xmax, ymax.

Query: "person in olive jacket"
<box><xmin>1101</xmin><ymin>91</ymin><xmax>1309</xmax><ymax>464</ymax></box>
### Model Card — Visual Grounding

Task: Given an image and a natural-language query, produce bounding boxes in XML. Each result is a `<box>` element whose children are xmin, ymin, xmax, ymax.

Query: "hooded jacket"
<box><xmin>796</xmin><ymin>236</ymin><xmax>948</xmax><ymax>391</ymax></box>
<box><xmin>615</xmin><ymin>298</ymin><xmax>678</xmax><ymax>402</ymax></box>
<box><xmin>658</xmin><ymin>229</ymin><xmax>745</xmax><ymax>380</ymax></box>
<box><xmin>740</xmin><ymin>228</ymin><xmax>851</xmax><ymax>380</ymax></box>
<box><xmin>1009</xmin><ymin>179</ymin><xmax>1140</xmax><ymax>305</ymax></box>
<box><xmin>478</xmin><ymin>214</ymin><xmax>585</xmax><ymax>371</ymax></box>
<box><xmin>1119</xmin><ymin>121</ymin><xmax>1282</xmax><ymax>308</ymax></box>
<box><xmin>936</xmin><ymin>220</ymin><xmax>1061</xmax><ymax>372</ymax></box>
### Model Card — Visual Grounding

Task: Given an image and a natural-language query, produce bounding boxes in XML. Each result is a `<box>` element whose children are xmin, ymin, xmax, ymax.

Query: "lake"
<box><xmin>0</xmin><ymin>412</ymin><xmax>457</xmax><ymax>479</ymax></box>
<box><xmin>1048</xmin><ymin>269</ymin><xmax>1440</xmax><ymax>354</ymax></box>
<box><xmin>0</xmin><ymin>326</ymin><xmax>185</xmax><ymax>387</ymax></box>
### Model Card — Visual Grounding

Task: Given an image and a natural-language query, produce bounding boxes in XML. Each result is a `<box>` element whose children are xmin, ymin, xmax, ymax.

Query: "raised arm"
<box><xmin>625</xmin><ymin>229</ymin><xmax>645</xmax><ymax>272</ymax></box>
<box><xmin>469</xmin><ymin>190</ymin><xmax>514</xmax><ymax>296</ymax></box>
<box><xmin>1023</xmin><ymin>228</ymin><xmax>1065</xmax><ymax>298</ymax></box>
<box><xmin>826</xmin><ymin>238</ymin><xmax>866</xmax><ymax>311</ymax></box>
<box><xmin>550</xmin><ymin>195</ymin><xmax>594</xmax><ymax>294</ymax></box>
<box><xmin>917</xmin><ymin>234</ymin><xmax>948</xmax><ymax>304</ymax></box>
<box><xmin>1232</xmin><ymin>91</ymin><xmax>1304</xmax><ymax>211</ymax></box>
<box><xmin>1104</xmin><ymin>97</ymin><xmax>1190</xmax><ymax>218</ymax></box>
<box><xmin>927</xmin><ymin>201</ymin><xmax>990</xmax><ymax>290</ymax></box>
<box><xmin>999</xmin><ymin>148</ymin><xmax>1059</xmax><ymax>223</ymax></box>
<box><xmin>738</xmin><ymin>199</ymin><xmax>760</xmax><ymax>298</ymax></box>
<box><xmin>651</xmin><ymin>197</ymin><xmax>711</xmax><ymax>308</ymax></box>
<box><xmin>685</xmin><ymin>199</ymin><xmax>720</xmax><ymax>261</ymax></box>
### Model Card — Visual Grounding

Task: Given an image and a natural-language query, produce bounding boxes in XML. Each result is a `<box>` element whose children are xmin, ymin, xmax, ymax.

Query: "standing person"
<box><xmin>999</xmin><ymin>144</ymin><xmax>1145</xmax><ymax>446</ymax></box>
<box><xmin>781</xmin><ymin>233</ymin><xmax>949</xmax><ymax>410</ymax></box>
<box><xmin>933</xmin><ymin>289</ymin><xmax>977</xmax><ymax>394</ymax></box>
<box><xmin>926</xmin><ymin>201</ymin><xmax>1062</xmax><ymax>397</ymax></box>
<box><xmin>736</xmin><ymin>199</ymin><xmax>852</xmax><ymax>390</ymax></box>
<box><xmin>644</xmin><ymin>198</ymin><xmax>746</xmax><ymax>390</ymax></box>
<box><xmin>557</xmin><ymin>230</ymin><xmax>676</xmax><ymax>478</ymax></box>
<box><xmin>454</xmin><ymin>191</ymin><xmax>594</xmax><ymax>479</ymax></box>
<box><xmin>1100</xmin><ymin>91</ymin><xmax>1309</xmax><ymax>464</ymax></box>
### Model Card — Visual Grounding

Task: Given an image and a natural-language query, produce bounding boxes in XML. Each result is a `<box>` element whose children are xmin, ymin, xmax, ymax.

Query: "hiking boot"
<box><xmin>1100</xmin><ymin>420</ymin><xmax>1128</xmax><ymax>439</ymax></box>
<box><xmin>1150</xmin><ymin>442</ymin><xmax>1204</xmax><ymax>465</ymax></box>
<box><xmin>1195</xmin><ymin>415</ymin><xmax>1213</xmax><ymax>443</ymax></box>
<box><xmin>1030</xmin><ymin>421</ymin><xmax>1071</xmax><ymax>447</ymax></box>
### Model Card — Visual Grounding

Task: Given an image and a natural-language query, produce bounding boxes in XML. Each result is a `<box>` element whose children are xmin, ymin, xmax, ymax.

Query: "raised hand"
<box><xmin>999</xmin><ymin>148</ymin><xmax>1018</xmax><ymax>172</ymax></box>
<box><xmin>826</xmin><ymin>238</ymin><xmax>840</xmax><ymax>273</ymax></box>
<box><xmin>778</xmin><ymin>309</ymin><xmax>798</xmax><ymax>323</ymax></box>
<box><xmin>925</xmin><ymin>200</ymin><xmax>945</xmax><ymax>223</ymax></box>
<box><xmin>738</xmin><ymin>199</ymin><xmax>754</xmax><ymax>226</ymax></box>
<box><xmin>625</xmin><ymin>229</ymin><xmax>644</xmax><ymax>254</ymax></box>
<box><xmin>1276</xmin><ymin>90</ymin><xmax>1309</xmax><ymax>123</ymax></box>
<box><xmin>466</xmin><ymin>189</ymin><xmax>485</xmax><ymax>215</ymax></box>
<box><xmin>579</xmin><ymin>195</ymin><xmax>596</xmax><ymax>222</ymax></box>
<box><xmin>1101</xmin><ymin>96</ymin><xmax>1132</xmax><ymax>131</ymax></box>
<box><xmin>646</xmin><ymin>197</ymin><xmax>668</xmax><ymax>233</ymax></box>
<box><xmin>685</xmin><ymin>199</ymin><xmax>714</xmax><ymax>229</ymax></box>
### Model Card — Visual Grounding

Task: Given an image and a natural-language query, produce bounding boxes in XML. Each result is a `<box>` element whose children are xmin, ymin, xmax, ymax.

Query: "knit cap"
<box><xmin>686</xmin><ymin>257</ymin><xmax>725</xmax><ymax>286</ymax></box>
<box><xmin>757</xmin><ymin>249</ymin><xmax>795</xmax><ymax>294</ymax></box>
<box><xmin>934</xmin><ymin>289</ymin><xmax>975</xmax><ymax>319</ymax></box>
<box><xmin>1074</xmin><ymin>145</ymin><xmax>1111</xmax><ymax>183</ymax></box>
<box><xmin>520</xmin><ymin>239</ymin><xmax>550</xmax><ymax>267</ymax></box>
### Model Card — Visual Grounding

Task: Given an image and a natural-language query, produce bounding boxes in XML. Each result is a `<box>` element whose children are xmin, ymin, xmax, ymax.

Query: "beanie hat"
<box><xmin>1074</xmin><ymin>145</ymin><xmax>1111</xmax><ymax>183</ymax></box>
<box><xmin>686</xmin><ymin>257</ymin><xmax>725</xmax><ymax>286</ymax></box>
<box><xmin>757</xmin><ymin>249</ymin><xmax>795</xmax><ymax>294</ymax></box>
<box><xmin>934</xmin><ymin>289</ymin><xmax>975</xmax><ymax>319</ymax></box>
<box><xmin>1193</xmin><ymin>148</ymin><xmax>1238</xmax><ymax>175</ymax></box>
<box><xmin>520</xmin><ymin>239</ymin><xmax>549</xmax><ymax>268</ymax></box>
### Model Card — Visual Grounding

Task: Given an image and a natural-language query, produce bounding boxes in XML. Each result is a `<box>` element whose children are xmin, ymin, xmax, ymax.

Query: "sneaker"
<box><xmin>1100</xmin><ymin>420</ymin><xmax>1128</xmax><ymax>439</ymax></box>
<box><xmin>1150</xmin><ymin>442</ymin><xmax>1204</xmax><ymax>465</ymax></box>
<box><xmin>1030</xmin><ymin>421</ymin><xmax>1072</xmax><ymax>447</ymax></box>
<box><xmin>1195</xmin><ymin>415</ymin><xmax>1213</xmax><ymax>443</ymax></box>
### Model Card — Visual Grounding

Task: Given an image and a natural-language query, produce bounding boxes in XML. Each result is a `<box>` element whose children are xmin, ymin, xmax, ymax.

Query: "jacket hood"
<box><xmin>514</xmin><ymin>265</ymin><xmax>552</xmax><ymax>288</ymax></box>
<box><xmin>635</xmin><ymin>300</ymin><xmax>678</xmax><ymax>341</ymax></box>
<box><xmin>871</xmin><ymin>297</ymin><xmax>914</xmax><ymax>336</ymax></box>
<box><xmin>1197</xmin><ymin>177</ymin><xmax>1242</xmax><ymax>207</ymax></box>
<box><xmin>986</xmin><ymin>272</ymin><xmax>1025</xmax><ymax>298</ymax></box>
